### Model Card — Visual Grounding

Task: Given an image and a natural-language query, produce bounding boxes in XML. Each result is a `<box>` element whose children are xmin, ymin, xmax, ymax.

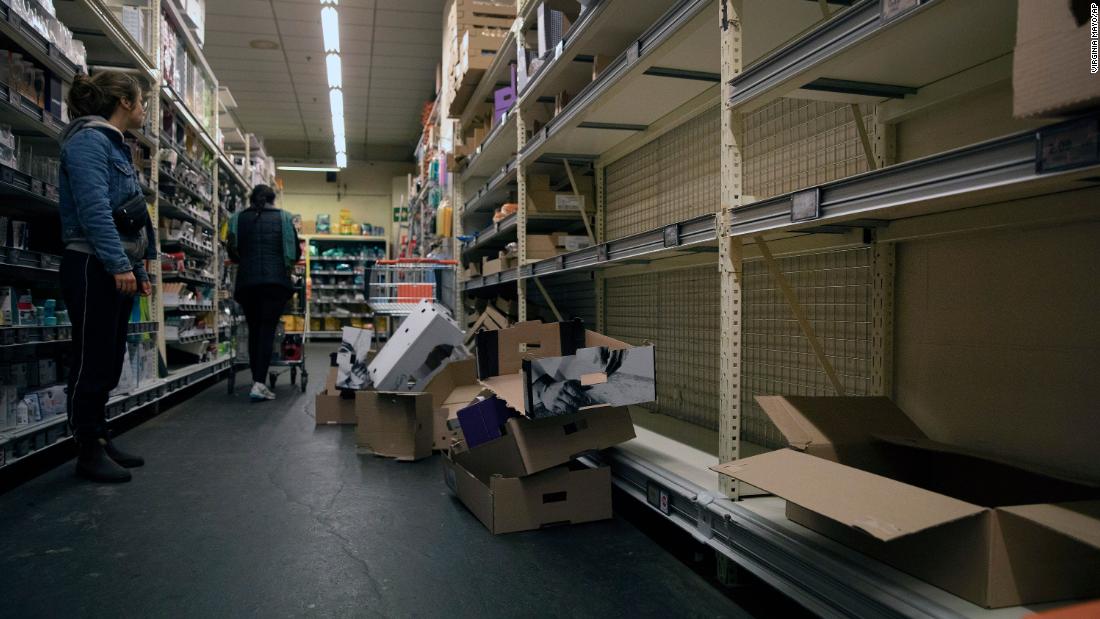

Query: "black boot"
<box><xmin>102</xmin><ymin>438</ymin><xmax>144</xmax><ymax>468</ymax></box>
<box><xmin>75</xmin><ymin>439</ymin><xmax>132</xmax><ymax>483</ymax></box>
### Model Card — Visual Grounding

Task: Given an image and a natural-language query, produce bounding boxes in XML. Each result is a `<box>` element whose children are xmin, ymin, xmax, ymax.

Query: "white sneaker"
<box><xmin>250</xmin><ymin>382</ymin><xmax>275</xmax><ymax>401</ymax></box>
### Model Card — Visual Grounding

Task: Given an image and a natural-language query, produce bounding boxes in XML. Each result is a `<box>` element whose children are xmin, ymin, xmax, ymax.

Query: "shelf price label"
<box><xmin>882</xmin><ymin>0</ymin><xmax>921</xmax><ymax>22</ymax></box>
<box><xmin>1037</xmin><ymin>117</ymin><xmax>1100</xmax><ymax>174</ymax></box>
<box><xmin>647</xmin><ymin>481</ymin><xmax>671</xmax><ymax>516</ymax></box>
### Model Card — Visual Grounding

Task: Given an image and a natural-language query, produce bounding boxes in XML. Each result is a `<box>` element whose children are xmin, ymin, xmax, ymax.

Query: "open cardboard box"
<box><xmin>452</xmin><ymin>406</ymin><xmax>634</xmax><ymax>477</ymax></box>
<box><xmin>443</xmin><ymin>449</ymin><xmax>612</xmax><ymax>535</ymax></box>
<box><xmin>315</xmin><ymin>367</ymin><xmax>358</xmax><ymax>425</ymax></box>
<box><xmin>474</xmin><ymin>319</ymin><xmax>656</xmax><ymax>420</ymax></box>
<box><xmin>712</xmin><ymin>396</ymin><xmax>1100</xmax><ymax>608</ymax></box>
<box><xmin>356</xmin><ymin>358</ymin><xmax>484</xmax><ymax>458</ymax></box>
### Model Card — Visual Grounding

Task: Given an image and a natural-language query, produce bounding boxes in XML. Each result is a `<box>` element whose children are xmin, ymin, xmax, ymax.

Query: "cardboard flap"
<box><xmin>711</xmin><ymin>449</ymin><xmax>984</xmax><ymax>541</ymax></box>
<box><xmin>583</xmin><ymin>330</ymin><xmax>631</xmax><ymax>350</ymax></box>
<box><xmin>874</xmin><ymin>434</ymin><xmax>1100</xmax><ymax>489</ymax></box>
<box><xmin>999</xmin><ymin>502</ymin><xmax>1100</xmax><ymax>551</ymax></box>
<box><xmin>753</xmin><ymin>396</ymin><xmax>926</xmax><ymax>460</ymax></box>
<box><xmin>475</xmin><ymin>320</ymin><xmax>586</xmax><ymax>378</ymax></box>
<box><xmin>481</xmin><ymin>374</ymin><xmax>526</xmax><ymax>413</ymax></box>
<box><xmin>443</xmin><ymin>384</ymin><xmax>486</xmax><ymax>408</ymax></box>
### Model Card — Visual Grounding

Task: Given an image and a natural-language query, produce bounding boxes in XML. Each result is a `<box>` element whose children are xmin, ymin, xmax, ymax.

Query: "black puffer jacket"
<box><xmin>228</xmin><ymin>206</ymin><xmax>300</xmax><ymax>295</ymax></box>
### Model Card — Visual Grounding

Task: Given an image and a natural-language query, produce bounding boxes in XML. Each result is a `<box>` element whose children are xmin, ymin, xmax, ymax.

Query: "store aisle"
<box><xmin>0</xmin><ymin>345</ymin><xmax>749</xmax><ymax>618</ymax></box>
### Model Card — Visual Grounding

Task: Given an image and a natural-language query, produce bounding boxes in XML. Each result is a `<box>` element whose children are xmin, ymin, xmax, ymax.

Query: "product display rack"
<box><xmin>303</xmin><ymin>234</ymin><xmax>388</xmax><ymax>341</ymax></box>
<box><xmin>446</xmin><ymin>0</ymin><xmax>1100</xmax><ymax>616</ymax></box>
<box><xmin>0</xmin><ymin>0</ymin><xmax>269</xmax><ymax>473</ymax></box>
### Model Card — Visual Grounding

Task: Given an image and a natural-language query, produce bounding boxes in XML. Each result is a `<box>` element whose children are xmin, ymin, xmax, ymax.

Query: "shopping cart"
<box><xmin>226</xmin><ymin>279</ymin><xmax>310</xmax><ymax>394</ymax></box>
<box><xmin>368</xmin><ymin>258</ymin><xmax>457</xmax><ymax>316</ymax></box>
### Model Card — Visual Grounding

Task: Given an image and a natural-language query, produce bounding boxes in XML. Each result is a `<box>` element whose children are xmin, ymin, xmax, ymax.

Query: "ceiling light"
<box><xmin>331</xmin><ymin>114</ymin><xmax>345</xmax><ymax>140</ymax></box>
<box><xmin>249</xmin><ymin>39</ymin><xmax>279</xmax><ymax>50</ymax></box>
<box><xmin>325</xmin><ymin>54</ymin><xmax>342</xmax><ymax>88</ymax></box>
<box><xmin>334</xmin><ymin>134</ymin><xmax>346</xmax><ymax>154</ymax></box>
<box><xmin>329</xmin><ymin>88</ymin><xmax>344</xmax><ymax>118</ymax></box>
<box><xmin>321</xmin><ymin>7</ymin><xmax>340</xmax><ymax>53</ymax></box>
<box><xmin>336</xmin><ymin>153</ymin><xmax>348</xmax><ymax>168</ymax></box>
<box><xmin>277</xmin><ymin>165</ymin><xmax>340</xmax><ymax>172</ymax></box>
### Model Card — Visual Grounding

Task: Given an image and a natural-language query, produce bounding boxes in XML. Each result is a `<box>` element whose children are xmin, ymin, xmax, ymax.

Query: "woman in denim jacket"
<box><xmin>58</xmin><ymin>71</ymin><xmax>156</xmax><ymax>483</ymax></box>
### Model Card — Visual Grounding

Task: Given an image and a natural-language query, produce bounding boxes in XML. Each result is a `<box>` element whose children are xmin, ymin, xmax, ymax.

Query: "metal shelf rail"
<box><xmin>728</xmin><ymin>113</ymin><xmax>1100</xmax><ymax>238</ymax></box>
<box><xmin>0</xmin><ymin>357</ymin><xmax>232</xmax><ymax>469</ymax></box>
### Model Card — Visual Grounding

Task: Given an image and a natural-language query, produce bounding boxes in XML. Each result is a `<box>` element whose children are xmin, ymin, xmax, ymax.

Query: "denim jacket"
<box><xmin>59</xmin><ymin>116</ymin><xmax>157</xmax><ymax>282</ymax></box>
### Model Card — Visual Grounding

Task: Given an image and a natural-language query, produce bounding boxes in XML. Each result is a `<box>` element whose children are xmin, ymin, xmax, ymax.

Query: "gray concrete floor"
<box><xmin>0</xmin><ymin>345</ymin><xmax>753</xmax><ymax>618</ymax></box>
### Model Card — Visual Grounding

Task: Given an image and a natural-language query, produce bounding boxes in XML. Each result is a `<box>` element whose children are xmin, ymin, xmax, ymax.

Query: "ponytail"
<box><xmin>67</xmin><ymin>71</ymin><xmax>146</xmax><ymax>118</ymax></box>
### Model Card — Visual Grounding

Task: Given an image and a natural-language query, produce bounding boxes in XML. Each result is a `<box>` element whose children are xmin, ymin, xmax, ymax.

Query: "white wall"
<box><xmin>277</xmin><ymin>160</ymin><xmax>414</xmax><ymax>239</ymax></box>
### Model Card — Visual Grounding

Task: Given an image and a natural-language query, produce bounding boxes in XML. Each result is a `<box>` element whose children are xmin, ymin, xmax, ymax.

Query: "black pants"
<box><xmin>237</xmin><ymin>285</ymin><xmax>289</xmax><ymax>384</ymax></box>
<box><xmin>61</xmin><ymin>251</ymin><xmax>134</xmax><ymax>440</ymax></box>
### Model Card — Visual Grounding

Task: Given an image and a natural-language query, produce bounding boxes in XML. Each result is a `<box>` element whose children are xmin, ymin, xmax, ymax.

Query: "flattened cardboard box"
<box><xmin>444</xmin><ymin>452</ymin><xmax>611</xmax><ymax>535</ymax></box>
<box><xmin>452</xmin><ymin>406</ymin><xmax>634</xmax><ymax>478</ymax></box>
<box><xmin>355</xmin><ymin>390</ymin><xmax>433</xmax><ymax>461</ymax></box>
<box><xmin>316</xmin><ymin>367</ymin><xmax>357</xmax><ymax>425</ymax></box>
<box><xmin>712</xmin><ymin>396</ymin><xmax>1100</xmax><ymax>608</ymax></box>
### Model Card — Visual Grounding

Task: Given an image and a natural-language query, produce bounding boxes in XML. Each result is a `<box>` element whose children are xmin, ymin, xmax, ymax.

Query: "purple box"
<box><xmin>492</xmin><ymin>66</ymin><xmax>517</xmax><ymax>127</ymax></box>
<box><xmin>457</xmin><ymin>396</ymin><xmax>517</xmax><ymax>449</ymax></box>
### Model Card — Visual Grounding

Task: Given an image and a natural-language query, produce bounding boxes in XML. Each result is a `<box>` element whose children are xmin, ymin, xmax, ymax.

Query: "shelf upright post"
<box><xmin>594</xmin><ymin>161</ymin><xmax>606</xmax><ymax>332</ymax></box>
<box><xmin>150</xmin><ymin>0</ymin><xmax>166</xmax><ymax>362</ymax></box>
<box><xmin>718</xmin><ymin>0</ymin><xmax>744</xmax><ymax>500</ymax></box>
<box><xmin>870</xmin><ymin>106</ymin><xmax>895</xmax><ymax>397</ymax></box>
<box><xmin>515</xmin><ymin>94</ymin><xmax>528</xmax><ymax>323</ymax></box>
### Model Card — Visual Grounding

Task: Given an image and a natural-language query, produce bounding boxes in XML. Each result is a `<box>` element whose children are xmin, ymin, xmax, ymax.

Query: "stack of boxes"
<box><xmin>444</xmin><ymin>0</ymin><xmax>516</xmax><ymax>117</ymax></box>
<box><xmin>444</xmin><ymin>319</ymin><xmax>656</xmax><ymax>534</ymax></box>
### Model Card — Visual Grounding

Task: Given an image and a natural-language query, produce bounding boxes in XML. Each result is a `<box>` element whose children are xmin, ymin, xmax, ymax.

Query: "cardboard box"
<box><xmin>444</xmin><ymin>453</ymin><xmax>612</xmax><ymax>535</ymax></box>
<box><xmin>453</xmin><ymin>405</ymin><xmax>634</xmax><ymax>478</ymax></box>
<box><xmin>1013</xmin><ymin>0</ymin><xmax>1100</xmax><ymax>118</ymax></box>
<box><xmin>527</xmin><ymin>175</ymin><xmax>594</xmax><ymax>214</ymax></box>
<box><xmin>481</xmin><ymin>255</ymin><xmax>503</xmax><ymax>276</ymax></box>
<box><xmin>711</xmin><ymin>396</ymin><xmax>1100</xmax><ymax>608</ymax></box>
<box><xmin>367</xmin><ymin>300</ymin><xmax>468</xmax><ymax>392</ymax></box>
<box><xmin>315</xmin><ymin>367</ymin><xmax>358</xmax><ymax>425</ymax></box>
<box><xmin>421</xmin><ymin>358</ymin><xmax>483</xmax><ymax>451</ymax></box>
<box><xmin>527</xmin><ymin>234</ymin><xmax>563</xmax><ymax>260</ymax></box>
<box><xmin>355</xmin><ymin>390</ymin><xmax>434</xmax><ymax>461</ymax></box>
<box><xmin>500</xmin><ymin>251</ymin><xmax>518</xmax><ymax>269</ymax></box>
<box><xmin>474</xmin><ymin>320</ymin><xmax>656</xmax><ymax>419</ymax></box>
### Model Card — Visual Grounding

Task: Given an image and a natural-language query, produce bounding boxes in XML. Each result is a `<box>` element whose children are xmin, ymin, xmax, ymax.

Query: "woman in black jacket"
<box><xmin>227</xmin><ymin>185</ymin><xmax>301</xmax><ymax>401</ymax></box>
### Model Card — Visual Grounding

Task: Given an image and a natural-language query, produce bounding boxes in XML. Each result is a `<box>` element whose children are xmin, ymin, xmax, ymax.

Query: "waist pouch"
<box><xmin>114</xmin><ymin>192</ymin><xmax>151</xmax><ymax>236</ymax></box>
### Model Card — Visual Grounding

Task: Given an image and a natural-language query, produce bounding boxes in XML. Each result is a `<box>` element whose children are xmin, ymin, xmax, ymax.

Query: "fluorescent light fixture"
<box><xmin>334</xmin><ymin>134</ymin><xmax>346</xmax><ymax>154</ymax></box>
<box><xmin>277</xmin><ymin>165</ymin><xmax>340</xmax><ymax>172</ymax></box>
<box><xmin>325</xmin><ymin>54</ymin><xmax>342</xmax><ymax>88</ymax></box>
<box><xmin>321</xmin><ymin>7</ymin><xmax>340</xmax><ymax>53</ymax></box>
<box><xmin>328</xmin><ymin>88</ymin><xmax>343</xmax><ymax>118</ymax></box>
<box><xmin>336</xmin><ymin>152</ymin><xmax>348</xmax><ymax>168</ymax></box>
<box><xmin>331</xmin><ymin>114</ymin><xmax>345</xmax><ymax>141</ymax></box>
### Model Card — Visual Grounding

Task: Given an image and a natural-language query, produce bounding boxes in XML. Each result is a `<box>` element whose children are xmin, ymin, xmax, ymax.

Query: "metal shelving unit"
<box><xmin>452</xmin><ymin>0</ymin><xmax>1100</xmax><ymax>616</ymax></box>
<box><xmin>0</xmin><ymin>0</ymin><xmax>270</xmax><ymax>472</ymax></box>
<box><xmin>303</xmin><ymin>234</ymin><xmax>388</xmax><ymax>341</ymax></box>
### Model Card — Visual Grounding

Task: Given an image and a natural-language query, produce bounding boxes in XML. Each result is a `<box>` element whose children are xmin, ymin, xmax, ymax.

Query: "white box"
<box><xmin>33</xmin><ymin>386</ymin><xmax>65</xmax><ymax>417</ymax></box>
<box><xmin>559</xmin><ymin>235</ymin><xmax>594</xmax><ymax>252</ymax></box>
<box><xmin>336</xmin><ymin>326</ymin><xmax>374</xmax><ymax>390</ymax></box>
<box><xmin>555</xmin><ymin>194</ymin><xmax>585</xmax><ymax>212</ymax></box>
<box><xmin>367</xmin><ymin>300</ymin><xmax>469</xmax><ymax>392</ymax></box>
